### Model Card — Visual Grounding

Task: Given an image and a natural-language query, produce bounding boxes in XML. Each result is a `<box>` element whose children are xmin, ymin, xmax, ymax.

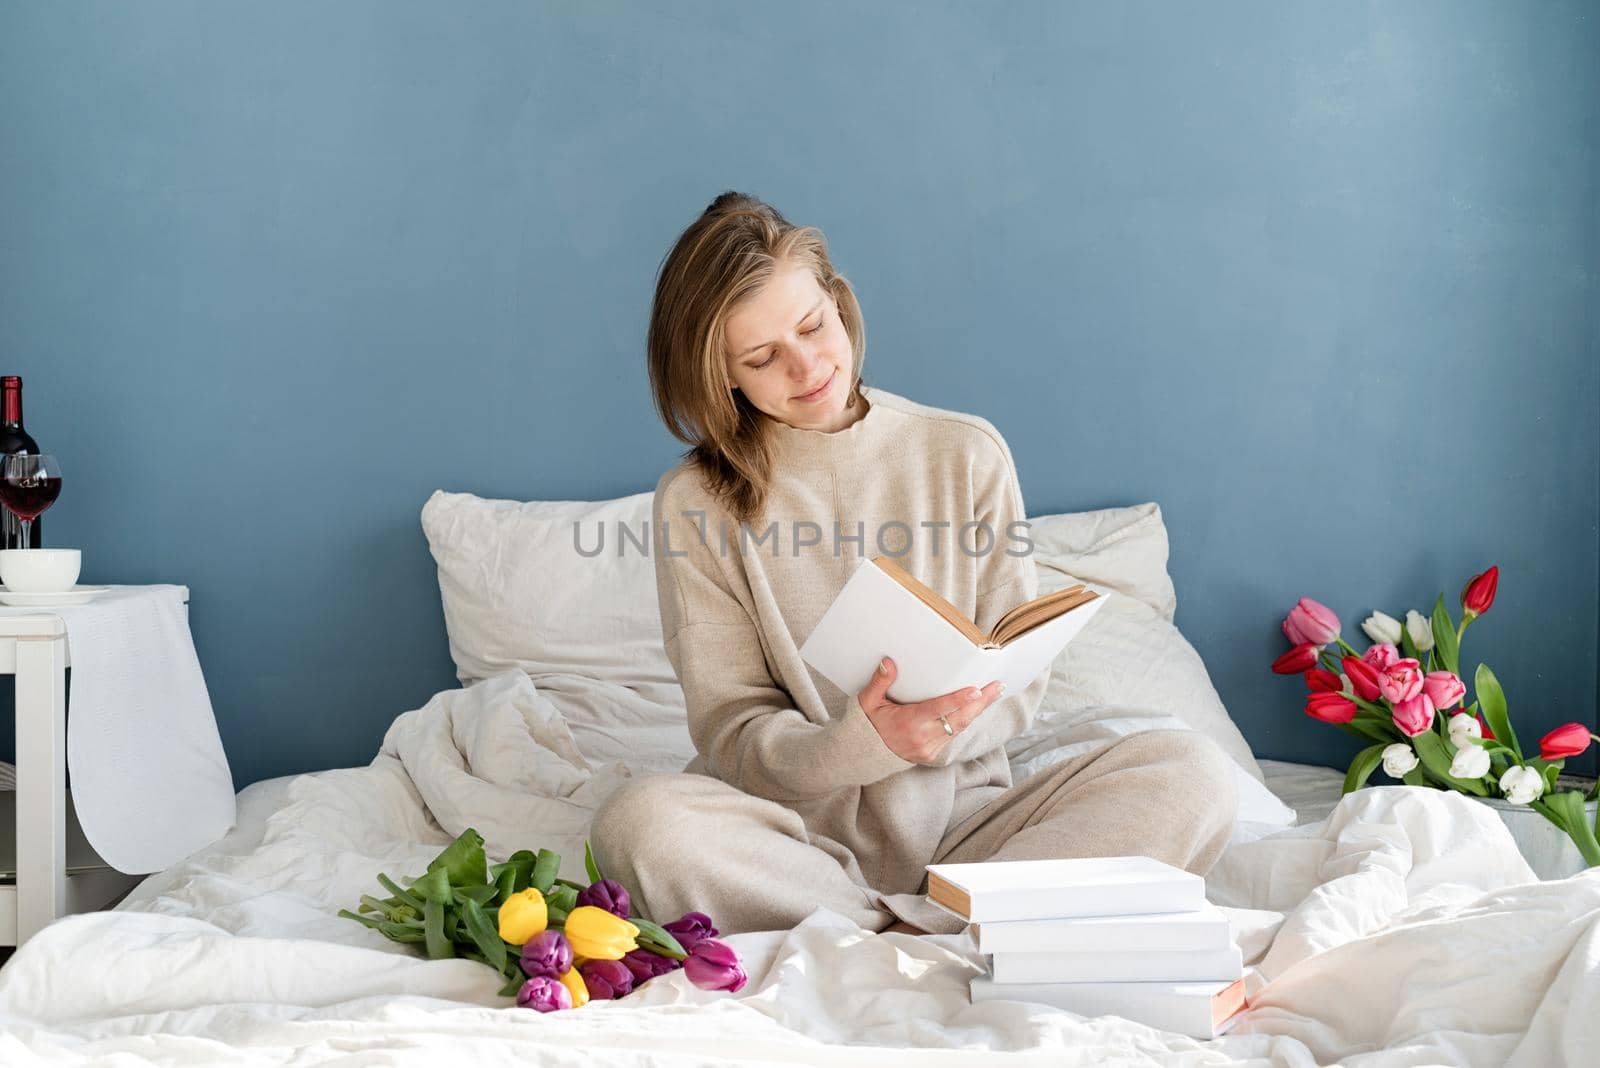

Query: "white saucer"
<box><xmin>0</xmin><ymin>586</ymin><xmax>111</xmax><ymax>607</ymax></box>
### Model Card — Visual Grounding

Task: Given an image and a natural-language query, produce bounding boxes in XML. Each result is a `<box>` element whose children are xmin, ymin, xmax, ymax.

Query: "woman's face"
<box><xmin>722</xmin><ymin>260</ymin><xmax>856</xmax><ymax>432</ymax></box>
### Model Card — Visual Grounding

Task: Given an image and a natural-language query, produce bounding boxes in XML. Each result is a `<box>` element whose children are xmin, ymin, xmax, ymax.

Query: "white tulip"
<box><xmin>1449</xmin><ymin>743</ymin><xmax>1491</xmax><ymax>780</ymax></box>
<box><xmin>1404</xmin><ymin>609</ymin><xmax>1435</xmax><ymax>652</ymax></box>
<box><xmin>1382</xmin><ymin>743</ymin><xmax>1419</xmax><ymax>777</ymax></box>
<box><xmin>1361</xmin><ymin>610</ymin><xmax>1404</xmax><ymax>645</ymax></box>
<box><xmin>1339</xmin><ymin>673</ymin><xmax>1352</xmax><ymax>696</ymax></box>
<box><xmin>1500</xmin><ymin>765</ymin><xmax>1544</xmax><ymax>805</ymax></box>
<box><xmin>1447</xmin><ymin>712</ymin><xmax>1482</xmax><ymax>747</ymax></box>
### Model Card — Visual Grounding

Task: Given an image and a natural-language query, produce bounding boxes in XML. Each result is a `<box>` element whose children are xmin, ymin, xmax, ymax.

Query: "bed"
<box><xmin>0</xmin><ymin>491</ymin><xmax>1593</xmax><ymax>1066</ymax></box>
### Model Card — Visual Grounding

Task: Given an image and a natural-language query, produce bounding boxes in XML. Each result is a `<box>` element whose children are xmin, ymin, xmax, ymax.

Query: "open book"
<box><xmin>798</xmin><ymin>554</ymin><xmax>1108</xmax><ymax>705</ymax></box>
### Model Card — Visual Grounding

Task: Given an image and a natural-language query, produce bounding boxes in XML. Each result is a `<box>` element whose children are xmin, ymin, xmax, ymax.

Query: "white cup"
<box><xmin>0</xmin><ymin>548</ymin><xmax>82</xmax><ymax>593</ymax></box>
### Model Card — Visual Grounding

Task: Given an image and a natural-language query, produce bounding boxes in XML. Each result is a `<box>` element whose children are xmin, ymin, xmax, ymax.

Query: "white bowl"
<box><xmin>0</xmin><ymin>548</ymin><xmax>82</xmax><ymax>594</ymax></box>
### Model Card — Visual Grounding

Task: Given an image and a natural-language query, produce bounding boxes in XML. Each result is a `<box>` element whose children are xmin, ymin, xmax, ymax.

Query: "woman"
<box><xmin>590</xmin><ymin>192</ymin><xmax>1238</xmax><ymax>937</ymax></box>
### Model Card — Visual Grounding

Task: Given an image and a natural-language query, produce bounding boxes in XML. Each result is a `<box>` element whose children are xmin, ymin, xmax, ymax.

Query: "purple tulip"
<box><xmin>578</xmin><ymin>958</ymin><xmax>635</xmax><ymax>1000</ymax></box>
<box><xmin>519</xmin><ymin>929</ymin><xmax>573</xmax><ymax>979</ymax></box>
<box><xmin>516</xmin><ymin>974</ymin><xmax>572</xmax><ymax>1012</ymax></box>
<box><xmin>622</xmin><ymin>946</ymin><xmax>683</xmax><ymax>984</ymax></box>
<box><xmin>683</xmin><ymin>937</ymin><xmax>747</xmax><ymax>993</ymax></box>
<box><xmin>662</xmin><ymin>910</ymin><xmax>719</xmax><ymax>951</ymax></box>
<box><xmin>574</xmin><ymin>878</ymin><xmax>632</xmax><ymax>919</ymax></box>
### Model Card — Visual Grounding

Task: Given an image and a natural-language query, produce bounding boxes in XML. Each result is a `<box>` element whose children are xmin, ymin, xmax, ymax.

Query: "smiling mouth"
<box><xmin>795</xmin><ymin>371</ymin><xmax>834</xmax><ymax>401</ymax></box>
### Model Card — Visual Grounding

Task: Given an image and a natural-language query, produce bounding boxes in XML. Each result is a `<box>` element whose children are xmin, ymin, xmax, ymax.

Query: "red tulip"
<box><xmin>1479</xmin><ymin>714</ymin><xmax>1495</xmax><ymax>741</ymax></box>
<box><xmin>1282</xmin><ymin>597</ymin><xmax>1341</xmax><ymax>647</ymax></box>
<box><xmin>1341</xmin><ymin>656</ymin><xmax>1383</xmax><ymax>702</ymax></box>
<box><xmin>1539</xmin><ymin>722</ymin><xmax>1594</xmax><ymax>761</ymax></box>
<box><xmin>1304</xmin><ymin>668</ymin><xmax>1343</xmax><ymax>693</ymax></box>
<box><xmin>1461</xmin><ymin>566</ymin><xmax>1499</xmax><ymax>619</ymax></box>
<box><xmin>1273</xmin><ymin>643</ymin><xmax>1321</xmax><ymax>675</ymax></box>
<box><xmin>1305</xmin><ymin>692</ymin><xmax>1357</xmax><ymax>724</ymax></box>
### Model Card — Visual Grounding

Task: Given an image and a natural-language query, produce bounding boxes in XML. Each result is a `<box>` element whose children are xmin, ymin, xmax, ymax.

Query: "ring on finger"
<box><xmin>938</xmin><ymin>713</ymin><xmax>955</xmax><ymax>737</ymax></box>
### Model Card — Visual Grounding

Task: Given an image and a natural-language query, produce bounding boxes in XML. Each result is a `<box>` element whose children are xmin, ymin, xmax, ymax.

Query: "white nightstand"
<box><xmin>0</xmin><ymin>590</ymin><xmax>191</xmax><ymax>947</ymax></box>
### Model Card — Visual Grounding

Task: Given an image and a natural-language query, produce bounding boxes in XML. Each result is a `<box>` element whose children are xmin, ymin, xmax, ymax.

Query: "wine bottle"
<box><xmin>1</xmin><ymin>376</ymin><xmax>42</xmax><ymax>549</ymax></box>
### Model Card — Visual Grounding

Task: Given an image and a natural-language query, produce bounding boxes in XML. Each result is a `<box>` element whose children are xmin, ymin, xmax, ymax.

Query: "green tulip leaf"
<box><xmin>504</xmin><ymin>850</ymin><xmax>538</xmax><ymax>893</ymax></box>
<box><xmin>1400</xmin><ymin>628</ymin><xmax>1420</xmax><ymax>663</ymax></box>
<box><xmin>408</xmin><ymin>866</ymin><xmax>453</xmax><ymax>905</ymax></box>
<box><xmin>458</xmin><ymin>896</ymin><xmax>508</xmax><ymax>971</ymax></box>
<box><xmin>453</xmin><ymin>884</ymin><xmax>498</xmax><ymax>907</ymax></box>
<box><xmin>1473</xmin><ymin>663</ymin><xmax>1521</xmax><ymax>760</ymax></box>
<box><xmin>628</xmin><ymin>916</ymin><xmax>687</xmax><ymax>959</ymax></box>
<box><xmin>1541</xmin><ymin>791</ymin><xmax>1600</xmax><ymax>865</ymax></box>
<box><xmin>494</xmin><ymin>863</ymin><xmax>518</xmax><ymax>906</ymax></box>
<box><xmin>423</xmin><ymin>898</ymin><xmax>454</xmax><ymax>960</ymax></box>
<box><xmin>1411</xmin><ymin>730</ymin><xmax>1488</xmax><ymax>796</ymax></box>
<box><xmin>1343</xmin><ymin>743</ymin><xmax>1389</xmax><ymax>795</ymax></box>
<box><xmin>377</xmin><ymin>920</ymin><xmax>427</xmax><ymax>944</ymax></box>
<box><xmin>532</xmin><ymin>849</ymin><xmax>562</xmax><ymax>894</ymax></box>
<box><xmin>1401</xmin><ymin>767</ymin><xmax>1425</xmax><ymax>786</ymax></box>
<box><xmin>1430</xmin><ymin>594</ymin><xmax>1459</xmax><ymax>678</ymax></box>
<box><xmin>427</xmin><ymin>828</ymin><xmax>489</xmax><ymax>889</ymax></box>
<box><xmin>377</xmin><ymin>873</ymin><xmax>425</xmax><ymax>913</ymax></box>
<box><xmin>585</xmin><ymin>840</ymin><xmax>604</xmax><ymax>885</ymax></box>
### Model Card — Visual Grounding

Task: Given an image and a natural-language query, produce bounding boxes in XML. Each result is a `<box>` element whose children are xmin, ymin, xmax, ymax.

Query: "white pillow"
<box><xmin>420</xmin><ymin>490</ymin><xmax>693</xmax><ymax>773</ymax></box>
<box><xmin>1011</xmin><ymin>502</ymin><xmax>1292</xmax><ymax>830</ymax></box>
<box><xmin>1023</xmin><ymin>502</ymin><xmax>1267</xmax><ymax>784</ymax></box>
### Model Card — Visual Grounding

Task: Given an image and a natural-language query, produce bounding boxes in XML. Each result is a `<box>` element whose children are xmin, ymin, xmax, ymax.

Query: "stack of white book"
<box><xmin>926</xmin><ymin>855</ymin><xmax>1248</xmax><ymax>1039</ymax></box>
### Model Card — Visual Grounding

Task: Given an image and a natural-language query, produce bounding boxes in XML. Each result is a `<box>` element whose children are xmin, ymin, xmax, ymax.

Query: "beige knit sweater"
<box><xmin>650</xmin><ymin>385</ymin><xmax>1050</xmax><ymax>898</ymax></box>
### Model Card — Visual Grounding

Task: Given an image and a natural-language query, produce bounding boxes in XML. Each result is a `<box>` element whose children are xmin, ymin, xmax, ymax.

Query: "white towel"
<box><xmin>2</xmin><ymin>585</ymin><xmax>235</xmax><ymax>873</ymax></box>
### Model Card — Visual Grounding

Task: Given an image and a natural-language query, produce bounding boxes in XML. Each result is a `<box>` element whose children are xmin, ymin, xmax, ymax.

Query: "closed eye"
<box><xmin>753</xmin><ymin>316</ymin><xmax>826</xmax><ymax>369</ymax></box>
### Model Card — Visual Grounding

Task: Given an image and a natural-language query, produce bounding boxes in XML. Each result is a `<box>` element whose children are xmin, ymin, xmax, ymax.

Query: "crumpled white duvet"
<box><xmin>0</xmin><ymin>671</ymin><xmax>1595</xmax><ymax>1066</ymax></box>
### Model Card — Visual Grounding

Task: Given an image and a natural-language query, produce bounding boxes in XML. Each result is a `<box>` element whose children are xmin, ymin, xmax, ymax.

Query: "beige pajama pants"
<box><xmin>589</xmin><ymin>728</ymin><xmax>1240</xmax><ymax>938</ymax></box>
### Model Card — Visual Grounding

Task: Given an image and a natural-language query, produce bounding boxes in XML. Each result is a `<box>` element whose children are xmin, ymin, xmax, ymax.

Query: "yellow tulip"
<box><xmin>497</xmin><ymin>888</ymin><xmax>548</xmax><ymax>945</ymax></box>
<box><xmin>562</xmin><ymin>905</ymin><xmax>640</xmax><ymax>960</ymax></box>
<box><xmin>558</xmin><ymin>966</ymin><xmax>589</xmax><ymax>1008</ymax></box>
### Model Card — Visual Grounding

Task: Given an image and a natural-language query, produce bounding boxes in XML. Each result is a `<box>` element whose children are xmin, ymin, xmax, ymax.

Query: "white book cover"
<box><xmin>798</xmin><ymin>554</ymin><xmax>1109</xmax><ymax>704</ymax></box>
<box><xmin>970</xmin><ymin>974</ymin><xmax>1249</xmax><ymax>1040</ymax></box>
<box><xmin>989</xmin><ymin>943</ymin><xmax>1244</xmax><ymax>984</ymax></box>
<box><xmin>971</xmin><ymin>901</ymin><xmax>1233</xmax><ymax>954</ymax></box>
<box><xmin>925</xmin><ymin>855</ymin><xmax>1206</xmax><ymax>924</ymax></box>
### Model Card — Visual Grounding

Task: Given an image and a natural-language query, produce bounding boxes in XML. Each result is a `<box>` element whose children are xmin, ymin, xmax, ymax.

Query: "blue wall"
<box><xmin>2</xmin><ymin>1</ymin><xmax>1595</xmax><ymax>787</ymax></box>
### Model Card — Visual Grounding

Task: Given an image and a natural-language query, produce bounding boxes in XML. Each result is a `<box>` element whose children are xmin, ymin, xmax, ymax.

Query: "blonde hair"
<box><xmin>647</xmin><ymin>191</ymin><xmax>869</xmax><ymax>526</ymax></box>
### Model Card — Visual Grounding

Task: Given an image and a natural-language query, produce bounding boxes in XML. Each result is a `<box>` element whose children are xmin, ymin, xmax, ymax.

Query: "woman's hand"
<box><xmin>855</xmin><ymin>657</ymin><xmax>1004</xmax><ymax>765</ymax></box>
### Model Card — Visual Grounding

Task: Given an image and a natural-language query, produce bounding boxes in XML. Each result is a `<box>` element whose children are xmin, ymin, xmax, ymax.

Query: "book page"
<box><xmin>799</xmin><ymin>557</ymin><xmax>995</xmax><ymax>704</ymax></box>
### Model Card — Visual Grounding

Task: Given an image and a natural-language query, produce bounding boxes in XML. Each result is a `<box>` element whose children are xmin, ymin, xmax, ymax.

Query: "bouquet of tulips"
<box><xmin>339</xmin><ymin>829</ymin><xmax>746</xmax><ymax>1011</ymax></box>
<box><xmin>1272</xmin><ymin>565</ymin><xmax>1600</xmax><ymax>869</ymax></box>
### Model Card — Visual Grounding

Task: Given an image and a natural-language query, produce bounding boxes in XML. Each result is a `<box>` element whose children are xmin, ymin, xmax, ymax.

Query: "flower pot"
<box><xmin>1472</xmin><ymin>778</ymin><xmax>1598</xmax><ymax>881</ymax></box>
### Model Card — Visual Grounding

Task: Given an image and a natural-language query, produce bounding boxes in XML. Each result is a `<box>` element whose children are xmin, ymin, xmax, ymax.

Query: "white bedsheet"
<box><xmin>0</xmin><ymin>671</ymin><xmax>1595</xmax><ymax>1066</ymax></box>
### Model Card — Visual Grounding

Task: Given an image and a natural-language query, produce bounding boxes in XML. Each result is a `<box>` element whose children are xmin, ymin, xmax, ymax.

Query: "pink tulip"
<box><xmin>682</xmin><ymin>938</ymin><xmax>747</xmax><ymax>993</ymax></box>
<box><xmin>1305</xmin><ymin>692</ymin><xmax>1357</xmax><ymax>724</ymax></box>
<box><xmin>1282</xmin><ymin>597</ymin><xmax>1341</xmax><ymax>647</ymax></box>
<box><xmin>1421</xmin><ymin>671</ymin><xmax>1465</xmax><ymax>711</ymax></box>
<box><xmin>1304</xmin><ymin>668</ymin><xmax>1343</xmax><ymax>693</ymax></box>
<box><xmin>1362</xmin><ymin>642</ymin><xmax>1400</xmax><ymax>672</ymax></box>
<box><xmin>1539</xmin><ymin>723</ymin><xmax>1594</xmax><ymax>761</ymax></box>
<box><xmin>1342</xmin><ymin>656</ymin><xmax>1383</xmax><ymax>702</ymax></box>
<box><xmin>1272</xmin><ymin>643</ymin><xmax>1321</xmax><ymax>675</ymax></box>
<box><xmin>1377</xmin><ymin>658</ymin><xmax>1424</xmax><ymax>704</ymax></box>
<box><xmin>1392</xmin><ymin>692</ymin><xmax>1436</xmax><ymax>737</ymax></box>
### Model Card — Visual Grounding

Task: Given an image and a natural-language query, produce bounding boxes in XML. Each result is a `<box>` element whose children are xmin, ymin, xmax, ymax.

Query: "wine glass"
<box><xmin>0</xmin><ymin>453</ymin><xmax>62</xmax><ymax>550</ymax></box>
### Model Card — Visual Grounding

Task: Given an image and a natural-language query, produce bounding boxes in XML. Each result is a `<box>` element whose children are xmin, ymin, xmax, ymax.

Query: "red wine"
<box><xmin>0</xmin><ymin>475</ymin><xmax>60</xmax><ymax>521</ymax></box>
<box><xmin>0</xmin><ymin>376</ymin><xmax>42</xmax><ymax>549</ymax></box>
